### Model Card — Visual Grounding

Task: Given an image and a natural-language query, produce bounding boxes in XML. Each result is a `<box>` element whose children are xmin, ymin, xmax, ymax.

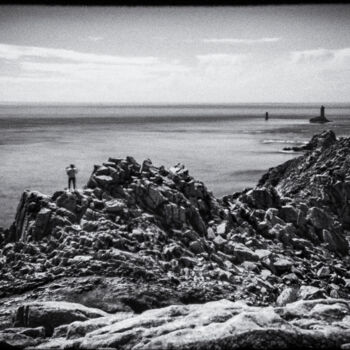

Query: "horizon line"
<box><xmin>1</xmin><ymin>101</ymin><xmax>350</xmax><ymax>106</ymax></box>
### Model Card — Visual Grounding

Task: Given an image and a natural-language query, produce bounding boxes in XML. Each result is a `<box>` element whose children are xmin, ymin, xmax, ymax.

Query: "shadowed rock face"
<box><xmin>0</xmin><ymin>131</ymin><xmax>350</xmax><ymax>349</ymax></box>
<box><xmin>260</xmin><ymin>130</ymin><xmax>350</xmax><ymax>235</ymax></box>
<box><xmin>14</xmin><ymin>301</ymin><xmax>107</xmax><ymax>336</ymax></box>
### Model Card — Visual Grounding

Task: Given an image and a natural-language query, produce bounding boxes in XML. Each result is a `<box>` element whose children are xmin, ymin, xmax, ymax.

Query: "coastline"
<box><xmin>2</xmin><ymin>104</ymin><xmax>350</xmax><ymax>229</ymax></box>
<box><xmin>1</xmin><ymin>130</ymin><xmax>350</xmax><ymax>349</ymax></box>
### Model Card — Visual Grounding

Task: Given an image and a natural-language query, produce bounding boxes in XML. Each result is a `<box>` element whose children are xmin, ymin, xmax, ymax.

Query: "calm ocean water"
<box><xmin>1</xmin><ymin>103</ymin><xmax>350</xmax><ymax>228</ymax></box>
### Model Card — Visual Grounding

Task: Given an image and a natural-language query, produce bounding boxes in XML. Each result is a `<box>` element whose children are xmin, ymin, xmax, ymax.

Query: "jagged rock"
<box><xmin>323</xmin><ymin>229</ymin><xmax>349</xmax><ymax>256</ymax></box>
<box><xmin>189</xmin><ymin>240</ymin><xmax>205</xmax><ymax>254</ymax></box>
<box><xmin>6</xmin><ymin>190</ymin><xmax>49</xmax><ymax>242</ymax></box>
<box><xmin>240</xmin><ymin>261</ymin><xmax>259</xmax><ymax>272</ymax></box>
<box><xmin>163</xmin><ymin>203</ymin><xmax>186</xmax><ymax>226</ymax></box>
<box><xmin>3</xmin><ymin>326</ymin><xmax>45</xmax><ymax>338</ymax></box>
<box><xmin>259</xmin><ymin>131</ymin><xmax>350</xmax><ymax>256</ymax></box>
<box><xmin>94</xmin><ymin>175</ymin><xmax>113</xmax><ymax>188</ymax></box>
<box><xmin>32</xmin><ymin>208</ymin><xmax>52</xmax><ymax>240</ymax></box>
<box><xmin>187</xmin><ymin>206</ymin><xmax>207</xmax><ymax>236</ymax></box>
<box><xmin>105</xmin><ymin>199</ymin><xmax>126</xmax><ymax>213</ymax></box>
<box><xmin>278</xmin><ymin>205</ymin><xmax>300</xmax><ymax>225</ymax></box>
<box><xmin>255</xmin><ymin>249</ymin><xmax>272</xmax><ymax>260</ymax></box>
<box><xmin>216</xmin><ymin>222</ymin><xmax>227</xmax><ymax>235</ymax></box>
<box><xmin>145</xmin><ymin>186</ymin><xmax>167</xmax><ymax>209</ymax></box>
<box><xmin>58</xmin><ymin>312</ymin><xmax>134</xmax><ymax>339</ymax></box>
<box><xmin>231</xmin><ymin>243</ymin><xmax>258</xmax><ymax>263</ymax></box>
<box><xmin>206</xmin><ymin>227</ymin><xmax>215</xmax><ymax>240</ymax></box>
<box><xmin>307</xmin><ymin>207</ymin><xmax>333</xmax><ymax>230</ymax></box>
<box><xmin>244</xmin><ymin>186</ymin><xmax>281</xmax><ymax>210</ymax></box>
<box><xmin>169</xmin><ymin>163</ymin><xmax>189</xmax><ymax>179</ymax></box>
<box><xmin>290</xmin><ymin>238</ymin><xmax>313</xmax><ymax>250</ymax></box>
<box><xmin>284</xmin><ymin>130</ymin><xmax>335</xmax><ymax>152</ymax></box>
<box><xmin>273</xmin><ymin>258</ymin><xmax>293</xmax><ymax>275</ymax></box>
<box><xmin>30</xmin><ymin>299</ymin><xmax>350</xmax><ymax>350</ymax></box>
<box><xmin>56</xmin><ymin>192</ymin><xmax>77</xmax><ymax>213</ymax></box>
<box><xmin>298</xmin><ymin>286</ymin><xmax>327</xmax><ymax>300</ymax></box>
<box><xmin>2</xmin><ymin>132</ymin><xmax>350</xmax><ymax>347</ymax></box>
<box><xmin>0</xmin><ymin>332</ymin><xmax>39</xmax><ymax>349</ymax></box>
<box><xmin>13</xmin><ymin>301</ymin><xmax>108</xmax><ymax>336</ymax></box>
<box><xmin>213</xmin><ymin>235</ymin><xmax>227</xmax><ymax>249</ymax></box>
<box><xmin>56</xmin><ymin>207</ymin><xmax>77</xmax><ymax>223</ymax></box>
<box><xmin>308</xmin><ymin>302</ymin><xmax>349</xmax><ymax>321</ymax></box>
<box><xmin>276</xmin><ymin>287</ymin><xmax>299</xmax><ymax>306</ymax></box>
<box><xmin>317</xmin><ymin>266</ymin><xmax>331</xmax><ymax>278</ymax></box>
<box><xmin>270</xmin><ymin>223</ymin><xmax>297</xmax><ymax>245</ymax></box>
<box><xmin>264</xmin><ymin>208</ymin><xmax>285</xmax><ymax>227</ymax></box>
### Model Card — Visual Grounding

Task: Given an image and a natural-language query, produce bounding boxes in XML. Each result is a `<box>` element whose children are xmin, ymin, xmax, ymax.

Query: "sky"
<box><xmin>0</xmin><ymin>5</ymin><xmax>350</xmax><ymax>104</ymax></box>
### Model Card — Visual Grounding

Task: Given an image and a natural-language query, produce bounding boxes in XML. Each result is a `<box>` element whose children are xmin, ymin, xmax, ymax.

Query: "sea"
<box><xmin>1</xmin><ymin>103</ymin><xmax>350</xmax><ymax>228</ymax></box>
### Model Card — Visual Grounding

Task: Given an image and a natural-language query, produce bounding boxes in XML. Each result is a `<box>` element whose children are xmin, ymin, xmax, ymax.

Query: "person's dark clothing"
<box><xmin>68</xmin><ymin>177</ymin><xmax>76</xmax><ymax>190</ymax></box>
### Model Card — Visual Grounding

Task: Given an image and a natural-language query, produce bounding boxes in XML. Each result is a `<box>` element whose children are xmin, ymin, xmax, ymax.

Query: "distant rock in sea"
<box><xmin>309</xmin><ymin>105</ymin><xmax>330</xmax><ymax>123</ymax></box>
<box><xmin>1</xmin><ymin>131</ymin><xmax>350</xmax><ymax>349</ymax></box>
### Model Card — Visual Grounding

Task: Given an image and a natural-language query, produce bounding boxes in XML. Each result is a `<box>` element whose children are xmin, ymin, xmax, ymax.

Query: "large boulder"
<box><xmin>278</xmin><ymin>205</ymin><xmax>300</xmax><ymax>225</ymax></box>
<box><xmin>244</xmin><ymin>186</ymin><xmax>281</xmax><ymax>210</ymax></box>
<box><xmin>5</xmin><ymin>190</ymin><xmax>49</xmax><ymax>242</ymax></box>
<box><xmin>55</xmin><ymin>312</ymin><xmax>134</xmax><ymax>339</ymax></box>
<box><xmin>105</xmin><ymin>199</ymin><xmax>126</xmax><ymax>214</ymax></box>
<box><xmin>0</xmin><ymin>332</ymin><xmax>39</xmax><ymax>349</ymax></box>
<box><xmin>13</xmin><ymin>302</ymin><xmax>108</xmax><ymax>336</ymax></box>
<box><xmin>276</xmin><ymin>287</ymin><xmax>299</xmax><ymax>306</ymax></box>
<box><xmin>32</xmin><ymin>208</ymin><xmax>52</xmax><ymax>240</ymax></box>
<box><xmin>298</xmin><ymin>286</ymin><xmax>327</xmax><ymax>301</ymax></box>
<box><xmin>231</xmin><ymin>243</ymin><xmax>259</xmax><ymax>263</ymax></box>
<box><xmin>307</xmin><ymin>207</ymin><xmax>334</xmax><ymax>230</ymax></box>
<box><xmin>56</xmin><ymin>192</ymin><xmax>77</xmax><ymax>213</ymax></box>
<box><xmin>323</xmin><ymin>229</ymin><xmax>349</xmax><ymax>256</ymax></box>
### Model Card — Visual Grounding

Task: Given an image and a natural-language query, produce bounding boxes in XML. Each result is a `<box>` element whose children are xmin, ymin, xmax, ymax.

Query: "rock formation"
<box><xmin>0</xmin><ymin>131</ymin><xmax>350</xmax><ymax>349</ymax></box>
<box><xmin>2</xmin><ymin>298</ymin><xmax>350</xmax><ymax>350</ymax></box>
<box><xmin>310</xmin><ymin>105</ymin><xmax>330</xmax><ymax>123</ymax></box>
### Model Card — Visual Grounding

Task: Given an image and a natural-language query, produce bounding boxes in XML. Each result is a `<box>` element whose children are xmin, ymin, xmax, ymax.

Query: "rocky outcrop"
<box><xmin>3</xmin><ymin>298</ymin><xmax>350</xmax><ymax>350</ymax></box>
<box><xmin>260</xmin><ymin>130</ymin><xmax>350</xmax><ymax>241</ymax></box>
<box><xmin>310</xmin><ymin>106</ymin><xmax>330</xmax><ymax>124</ymax></box>
<box><xmin>310</xmin><ymin>115</ymin><xmax>330</xmax><ymax>123</ymax></box>
<box><xmin>0</xmin><ymin>131</ymin><xmax>350</xmax><ymax>349</ymax></box>
<box><xmin>283</xmin><ymin>130</ymin><xmax>336</xmax><ymax>152</ymax></box>
<box><xmin>13</xmin><ymin>301</ymin><xmax>107</xmax><ymax>336</ymax></box>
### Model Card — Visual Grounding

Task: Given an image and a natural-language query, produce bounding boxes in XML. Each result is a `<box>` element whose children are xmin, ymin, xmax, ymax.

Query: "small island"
<box><xmin>310</xmin><ymin>105</ymin><xmax>330</xmax><ymax>123</ymax></box>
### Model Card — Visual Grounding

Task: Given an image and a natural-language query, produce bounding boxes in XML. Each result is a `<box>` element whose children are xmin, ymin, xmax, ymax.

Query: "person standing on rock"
<box><xmin>65</xmin><ymin>164</ymin><xmax>78</xmax><ymax>191</ymax></box>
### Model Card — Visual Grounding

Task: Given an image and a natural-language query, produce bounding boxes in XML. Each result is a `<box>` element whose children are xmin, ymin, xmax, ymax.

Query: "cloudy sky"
<box><xmin>0</xmin><ymin>5</ymin><xmax>349</xmax><ymax>103</ymax></box>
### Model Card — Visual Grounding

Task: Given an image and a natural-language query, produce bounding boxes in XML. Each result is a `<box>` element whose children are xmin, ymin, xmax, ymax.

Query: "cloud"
<box><xmin>20</xmin><ymin>60</ymin><xmax>190</xmax><ymax>82</ymax></box>
<box><xmin>0</xmin><ymin>42</ymin><xmax>191</xmax><ymax>84</ymax></box>
<box><xmin>202</xmin><ymin>37</ymin><xmax>281</xmax><ymax>45</ymax></box>
<box><xmin>0</xmin><ymin>45</ymin><xmax>189</xmax><ymax>91</ymax></box>
<box><xmin>1</xmin><ymin>42</ymin><xmax>350</xmax><ymax>103</ymax></box>
<box><xmin>0</xmin><ymin>75</ymin><xmax>71</xmax><ymax>83</ymax></box>
<box><xmin>0</xmin><ymin>43</ymin><xmax>158</xmax><ymax>65</ymax></box>
<box><xmin>197</xmin><ymin>53</ymin><xmax>246</xmax><ymax>65</ymax></box>
<box><xmin>291</xmin><ymin>47</ymin><xmax>350</xmax><ymax>64</ymax></box>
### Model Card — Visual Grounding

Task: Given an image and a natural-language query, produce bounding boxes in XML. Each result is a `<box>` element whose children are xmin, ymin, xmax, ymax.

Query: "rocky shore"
<box><xmin>1</xmin><ymin>130</ymin><xmax>350</xmax><ymax>349</ymax></box>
